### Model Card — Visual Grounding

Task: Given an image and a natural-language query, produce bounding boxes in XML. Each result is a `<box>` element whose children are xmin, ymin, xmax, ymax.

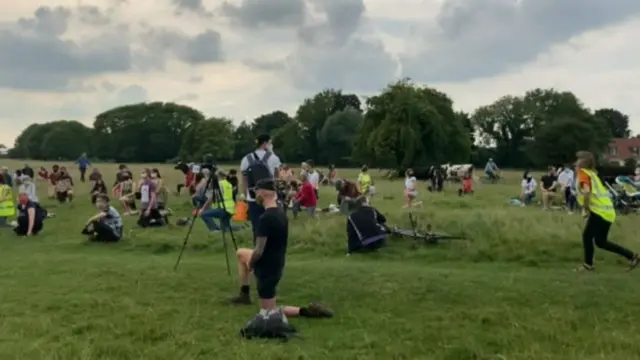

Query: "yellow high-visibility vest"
<box><xmin>575</xmin><ymin>168</ymin><xmax>615</xmax><ymax>223</ymax></box>
<box><xmin>358</xmin><ymin>173</ymin><xmax>371</xmax><ymax>193</ymax></box>
<box><xmin>0</xmin><ymin>184</ymin><xmax>16</xmax><ymax>217</ymax></box>
<box><xmin>212</xmin><ymin>179</ymin><xmax>236</xmax><ymax>215</ymax></box>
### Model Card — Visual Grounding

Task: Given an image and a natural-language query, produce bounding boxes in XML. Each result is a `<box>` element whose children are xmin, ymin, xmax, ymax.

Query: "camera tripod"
<box><xmin>174</xmin><ymin>171</ymin><xmax>238</xmax><ymax>275</ymax></box>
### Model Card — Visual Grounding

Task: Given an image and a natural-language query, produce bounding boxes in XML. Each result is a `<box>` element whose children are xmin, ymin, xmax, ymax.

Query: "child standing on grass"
<box><xmin>403</xmin><ymin>169</ymin><xmax>421</xmax><ymax>208</ymax></box>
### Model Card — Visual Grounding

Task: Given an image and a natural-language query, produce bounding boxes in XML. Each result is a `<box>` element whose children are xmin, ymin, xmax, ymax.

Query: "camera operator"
<box><xmin>198</xmin><ymin>170</ymin><xmax>238</xmax><ymax>232</ymax></box>
<box><xmin>240</xmin><ymin>134</ymin><xmax>281</xmax><ymax>240</ymax></box>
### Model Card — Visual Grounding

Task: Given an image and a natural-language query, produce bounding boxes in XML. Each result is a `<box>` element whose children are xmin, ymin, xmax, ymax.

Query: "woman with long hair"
<box><xmin>574</xmin><ymin>151</ymin><xmax>638</xmax><ymax>272</ymax></box>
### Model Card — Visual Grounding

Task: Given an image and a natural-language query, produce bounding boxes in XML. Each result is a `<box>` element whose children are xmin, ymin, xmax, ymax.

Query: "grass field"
<box><xmin>1</xmin><ymin>160</ymin><xmax>640</xmax><ymax>360</ymax></box>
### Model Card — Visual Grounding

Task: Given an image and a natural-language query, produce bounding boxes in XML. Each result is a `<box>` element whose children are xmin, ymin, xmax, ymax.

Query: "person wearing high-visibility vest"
<box><xmin>357</xmin><ymin>165</ymin><xmax>374</xmax><ymax>200</ymax></box>
<box><xmin>198</xmin><ymin>170</ymin><xmax>238</xmax><ymax>232</ymax></box>
<box><xmin>575</xmin><ymin>151</ymin><xmax>638</xmax><ymax>272</ymax></box>
<box><xmin>0</xmin><ymin>174</ymin><xmax>16</xmax><ymax>227</ymax></box>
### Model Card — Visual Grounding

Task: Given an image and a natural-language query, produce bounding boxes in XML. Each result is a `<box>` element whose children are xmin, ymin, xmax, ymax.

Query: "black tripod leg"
<box><xmin>221</xmin><ymin>230</ymin><xmax>232</xmax><ymax>276</ymax></box>
<box><xmin>174</xmin><ymin>214</ymin><xmax>197</xmax><ymax>271</ymax></box>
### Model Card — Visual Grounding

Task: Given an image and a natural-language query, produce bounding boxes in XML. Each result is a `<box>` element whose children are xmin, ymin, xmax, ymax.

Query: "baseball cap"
<box><xmin>255</xmin><ymin>179</ymin><xmax>276</xmax><ymax>191</ymax></box>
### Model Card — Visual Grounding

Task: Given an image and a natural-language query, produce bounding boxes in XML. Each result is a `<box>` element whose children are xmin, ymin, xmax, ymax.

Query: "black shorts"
<box><xmin>254</xmin><ymin>266</ymin><xmax>283</xmax><ymax>299</ymax></box>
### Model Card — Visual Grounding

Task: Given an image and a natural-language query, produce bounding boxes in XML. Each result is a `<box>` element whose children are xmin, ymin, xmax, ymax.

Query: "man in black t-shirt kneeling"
<box><xmin>232</xmin><ymin>179</ymin><xmax>333</xmax><ymax>319</ymax></box>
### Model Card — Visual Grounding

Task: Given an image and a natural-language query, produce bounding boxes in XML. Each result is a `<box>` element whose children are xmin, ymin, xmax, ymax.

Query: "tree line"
<box><xmin>7</xmin><ymin>79</ymin><xmax>635</xmax><ymax>169</ymax></box>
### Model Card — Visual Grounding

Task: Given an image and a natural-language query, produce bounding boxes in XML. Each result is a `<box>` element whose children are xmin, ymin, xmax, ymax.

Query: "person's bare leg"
<box><xmin>231</xmin><ymin>249</ymin><xmax>253</xmax><ymax>304</ymax></box>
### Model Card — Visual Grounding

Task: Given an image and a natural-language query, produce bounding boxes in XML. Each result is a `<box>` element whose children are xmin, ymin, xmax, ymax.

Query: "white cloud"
<box><xmin>0</xmin><ymin>0</ymin><xmax>639</xmax><ymax>148</ymax></box>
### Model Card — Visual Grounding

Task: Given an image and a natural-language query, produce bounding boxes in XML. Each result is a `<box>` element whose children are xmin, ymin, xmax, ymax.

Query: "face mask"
<box><xmin>96</xmin><ymin>201</ymin><xmax>106</xmax><ymax>209</ymax></box>
<box><xmin>141</xmin><ymin>174</ymin><xmax>147</xmax><ymax>178</ymax></box>
<box><xmin>267</xmin><ymin>144</ymin><xmax>274</xmax><ymax>152</ymax></box>
<box><xmin>151</xmin><ymin>173</ymin><xmax>158</xmax><ymax>178</ymax></box>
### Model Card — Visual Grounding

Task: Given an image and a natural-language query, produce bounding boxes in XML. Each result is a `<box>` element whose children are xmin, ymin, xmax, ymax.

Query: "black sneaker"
<box><xmin>627</xmin><ymin>255</ymin><xmax>639</xmax><ymax>272</ymax></box>
<box><xmin>230</xmin><ymin>293</ymin><xmax>252</xmax><ymax>305</ymax></box>
<box><xmin>305</xmin><ymin>303</ymin><xmax>333</xmax><ymax>318</ymax></box>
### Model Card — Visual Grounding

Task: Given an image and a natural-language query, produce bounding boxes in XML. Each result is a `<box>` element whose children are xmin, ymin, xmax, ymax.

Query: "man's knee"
<box><xmin>236</xmin><ymin>248</ymin><xmax>253</xmax><ymax>263</ymax></box>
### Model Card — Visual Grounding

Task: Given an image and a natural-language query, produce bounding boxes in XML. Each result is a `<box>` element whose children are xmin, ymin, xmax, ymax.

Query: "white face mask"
<box><xmin>267</xmin><ymin>144</ymin><xmax>274</xmax><ymax>152</ymax></box>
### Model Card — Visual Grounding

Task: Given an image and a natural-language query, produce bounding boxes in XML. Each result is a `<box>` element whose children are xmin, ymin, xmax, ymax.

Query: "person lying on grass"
<box><xmin>231</xmin><ymin>179</ymin><xmax>332</xmax><ymax>320</ymax></box>
<box><xmin>81</xmin><ymin>194</ymin><xmax>123</xmax><ymax>243</ymax></box>
<box><xmin>347</xmin><ymin>195</ymin><xmax>387</xmax><ymax>255</ymax></box>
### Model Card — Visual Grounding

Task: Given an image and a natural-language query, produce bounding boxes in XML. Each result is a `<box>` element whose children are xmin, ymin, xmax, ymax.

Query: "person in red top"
<box><xmin>38</xmin><ymin>167</ymin><xmax>49</xmax><ymax>181</ymax></box>
<box><xmin>292</xmin><ymin>173</ymin><xmax>317</xmax><ymax>219</ymax></box>
<box><xmin>458</xmin><ymin>170</ymin><xmax>474</xmax><ymax>196</ymax></box>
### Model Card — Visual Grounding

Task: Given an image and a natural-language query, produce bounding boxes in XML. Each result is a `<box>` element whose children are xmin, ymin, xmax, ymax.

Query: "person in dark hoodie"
<box><xmin>346</xmin><ymin>195</ymin><xmax>387</xmax><ymax>255</ymax></box>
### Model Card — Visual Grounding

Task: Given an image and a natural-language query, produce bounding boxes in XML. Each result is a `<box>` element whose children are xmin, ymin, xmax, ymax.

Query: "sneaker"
<box><xmin>304</xmin><ymin>303</ymin><xmax>333</xmax><ymax>318</ymax></box>
<box><xmin>627</xmin><ymin>255</ymin><xmax>639</xmax><ymax>272</ymax></box>
<box><xmin>230</xmin><ymin>293</ymin><xmax>252</xmax><ymax>305</ymax></box>
<box><xmin>574</xmin><ymin>264</ymin><xmax>594</xmax><ymax>272</ymax></box>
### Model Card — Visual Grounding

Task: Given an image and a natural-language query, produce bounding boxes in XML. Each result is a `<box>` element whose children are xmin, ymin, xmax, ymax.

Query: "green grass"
<box><xmin>1</xmin><ymin>161</ymin><xmax>640</xmax><ymax>360</ymax></box>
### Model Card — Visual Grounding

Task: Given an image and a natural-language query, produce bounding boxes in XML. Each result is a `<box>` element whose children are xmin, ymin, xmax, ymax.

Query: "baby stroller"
<box><xmin>604</xmin><ymin>180</ymin><xmax>637</xmax><ymax>215</ymax></box>
<box><xmin>615</xmin><ymin>176</ymin><xmax>640</xmax><ymax>207</ymax></box>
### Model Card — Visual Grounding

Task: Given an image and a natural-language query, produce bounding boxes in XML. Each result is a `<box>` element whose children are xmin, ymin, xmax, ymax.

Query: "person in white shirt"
<box><xmin>520</xmin><ymin>172</ymin><xmax>537</xmax><ymax>206</ymax></box>
<box><xmin>306</xmin><ymin>161</ymin><xmax>320</xmax><ymax>199</ymax></box>
<box><xmin>239</xmin><ymin>134</ymin><xmax>281</xmax><ymax>239</ymax></box>
<box><xmin>18</xmin><ymin>175</ymin><xmax>38</xmax><ymax>204</ymax></box>
<box><xmin>403</xmin><ymin>169</ymin><xmax>421</xmax><ymax>208</ymax></box>
<box><xmin>557</xmin><ymin>166</ymin><xmax>576</xmax><ymax>212</ymax></box>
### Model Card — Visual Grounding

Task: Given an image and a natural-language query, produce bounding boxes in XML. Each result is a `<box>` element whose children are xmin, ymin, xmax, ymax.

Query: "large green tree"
<box><xmin>92</xmin><ymin>102</ymin><xmax>204</xmax><ymax>162</ymax></box>
<box><xmin>180</xmin><ymin>118</ymin><xmax>236</xmax><ymax>162</ymax></box>
<box><xmin>355</xmin><ymin>79</ymin><xmax>471</xmax><ymax>169</ymax></box>
<box><xmin>251</xmin><ymin>111</ymin><xmax>292</xmax><ymax>136</ymax></box>
<box><xmin>595</xmin><ymin>108</ymin><xmax>630</xmax><ymax>138</ymax></box>
<box><xmin>318</xmin><ymin>108</ymin><xmax>364</xmax><ymax>166</ymax></box>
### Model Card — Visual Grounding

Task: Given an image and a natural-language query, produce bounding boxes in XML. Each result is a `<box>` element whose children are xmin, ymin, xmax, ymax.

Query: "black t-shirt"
<box><xmin>18</xmin><ymin>201</ymin><xmax>44</xmax><ymax>222</ymax></box>
<box><xmin>254</xmin><ymin>207</ymin><xmax>288</xmax><ymax>272</ymax></box>
<box><xmin>541</xmin><ymin>174</ymin><xmax>557</xmax><ymax>191</ymax></box>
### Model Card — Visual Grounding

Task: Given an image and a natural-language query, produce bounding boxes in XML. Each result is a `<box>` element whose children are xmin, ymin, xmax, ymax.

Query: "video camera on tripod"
<box><xmin>174</xmin><ymin>154</ymin><xmax>238</xmax><ymax>275</ymax></box>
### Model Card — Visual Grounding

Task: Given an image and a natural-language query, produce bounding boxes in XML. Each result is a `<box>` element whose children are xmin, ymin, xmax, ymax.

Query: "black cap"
<box><xmin>256</xmin><ymin>134</ymin><xmax>271</xmax><ymax>146</ymax></box>
<box><xmin>255</xmin><ymin>178</ymin><xmax>276</xmax><ymax>191</ymax></box>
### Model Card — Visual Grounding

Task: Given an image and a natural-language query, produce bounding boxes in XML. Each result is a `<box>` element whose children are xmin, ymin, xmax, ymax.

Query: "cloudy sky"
<box><xmin>1</xmin><ymin>0</ymin><xmax>640</xmax><ymax>147</ymax></box>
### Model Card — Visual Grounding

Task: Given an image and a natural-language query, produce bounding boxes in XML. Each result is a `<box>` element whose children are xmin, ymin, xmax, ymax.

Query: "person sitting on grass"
<box><xmin>137</xmin><ymin>169</ymin><xmax>165</xmax><ymax>228</ymax></box>
<box><xmin>292</xmin><ymin>173</ymin><xmax>317</xmax><ymax>219</ymax></box>
<box><xmin>458</xmin><ymin>170</ymin><xmax>474</xmax><ymax>196</ymax></box>
<box><xmin>198</xmin><ymin>170</ymin><xmax>239</xmax><ymax>232</ymax></box>
<box><xmin>88</xmin><ymin>168</ymin><xmax>102</xmax><ymax>188</ymax></box>
<box><xmin>347</xmin><ymin>195</ymin><xmax>387</xmax><ymax>255</ymax></box>
<box><xmin>18</xmin><ymin>174</ymin><xmax>38</xmax><ymax>204</ymax></box>
<box><xmin>14</xmin><ymin>192</ymin><xmax>45</xmax><ymax>236</ymax></box>
<box><xmin>520</xmin><ymin>171</ymin><xmax>537</xmax><ymax>206</ymax></box>
<box><xmin>81</xmin><ymin>194</ymin><xmax>123</xmax><ymax>243</ymax></box>
<box><xmin>54</xmin><ymin>167</ymin><xmax>74</xmax><ymax>203</ymax></box>
<box><xmin>231</xmin><ymin>179</ymin><xmax>332</xmax><ymax>322</ymax></box>
<box><xmin>541</xmin><ymin>166</ymin><xmax>559</xmax><ymax>210</ymax></box>
<box><xmin>0</xmin><ymin>174</ymin><xmax>15</xmax><ymax>227</ymax></box>
<box><xmin>90</xmin><ymin>179</ymin><xmax>108</xmax><ymax>204</ymax></box>
<box><xmin>37</xmin><ymin>167</ymin><xmax>48</xmax><ymax>181</ymax></box>
<box><xmin>335</xmin><ymin>179</ymin><xmax>361</xmax><ymax>215</ymax></box>
<box><xmin>115</xmin><ymin>172</ymin><xmax>137</xmax><ymax>215</ymax></box>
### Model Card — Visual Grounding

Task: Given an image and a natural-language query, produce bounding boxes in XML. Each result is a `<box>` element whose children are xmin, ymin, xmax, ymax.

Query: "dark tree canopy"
<box><xmin>6</xmin><ymin>83</ymin><xmax>632</xmax><ymax>169</ymax></box>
